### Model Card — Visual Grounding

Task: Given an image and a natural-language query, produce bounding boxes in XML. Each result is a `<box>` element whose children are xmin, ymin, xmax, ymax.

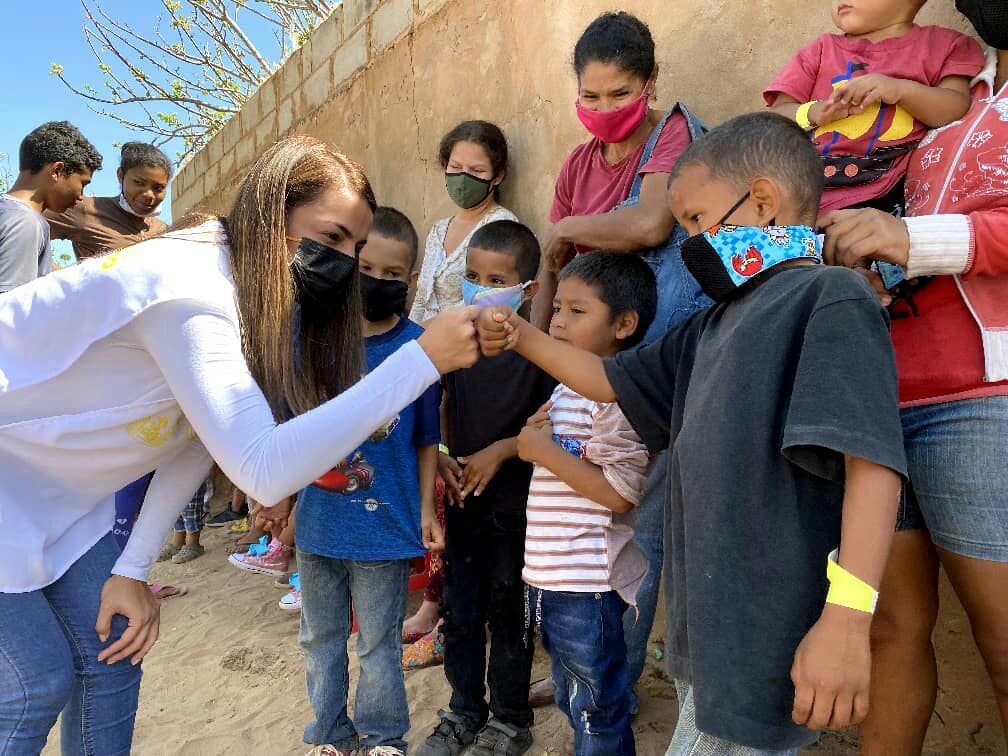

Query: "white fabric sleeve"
<box><xmin>904</xmin><ymin>214</ymin><xmax>972</xmax><ymax>279</ymax></box>
<box><xmin>129</xmin><ymin>299</ymin><xmax>439</xmax><ymax>506</ymax></box>
<box><xmin>112</xmin><ymin>440</ymin><xmax>213</xmax><ymax>581</ymax></box>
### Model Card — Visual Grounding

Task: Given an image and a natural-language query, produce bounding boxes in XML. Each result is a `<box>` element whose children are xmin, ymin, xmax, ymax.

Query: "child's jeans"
<box><xmin>530</xmin><ymin>586</ymin><xmax>635</xmax><ymax>756</ymax></box>
<box><xmin>665</xmin><ymin>681</ymin><xmax>798</xmax><ymax>756</ymax></box>
<box><xmin>0</xmin><ymin>533</ymin><xmax>142</xmax><ymax>756</ymax></box>
<box><xmin>297</xmin><ymin>550</ymin><xmax>411</xmax><ymax>752</ymax></box>
<box><xmin>442</xmin><ymin>505</ymin><xmax>533</xmax><ymax>729</ymax></box>
<box><xmin>172</xmin><ymin>483</ymin><xmax>209</xmax><ymax>534</ymax></box>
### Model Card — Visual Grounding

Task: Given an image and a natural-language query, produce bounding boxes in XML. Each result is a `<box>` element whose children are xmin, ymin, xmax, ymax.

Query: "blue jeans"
<box><xmin>624</xmin><ymin>451</ymin><xmax>666</xmax><ymax>709</ymax></box>
<box><xmin>0</xmin><ymin>533</ymin><xmax>142</xmax><ymax>756</ymax></box>
<box><xmin>895</xmin><ymin>397</ymin><xmax>1008</xmax><ymax>561</ymax></box>
<box><xmin>532</xmin><ymin>587</ymin><xmax>634</xmax><ymax>756</ymax></box>
<box><xmin>297</xmin><ymin>550</ymin><xmax>411</xmax><ymax>751</ymax></box>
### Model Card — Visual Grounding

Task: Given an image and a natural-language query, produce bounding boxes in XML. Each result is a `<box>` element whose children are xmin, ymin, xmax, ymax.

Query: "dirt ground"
<box><xmin>43</xmin><ymin>517</ymin><xmax>1003</xmax><ymax>756</ymax></box>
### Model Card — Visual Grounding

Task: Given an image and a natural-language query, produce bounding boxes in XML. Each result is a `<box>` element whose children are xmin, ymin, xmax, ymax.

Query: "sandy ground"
<box><xmin>43</xmin><ymin>520</ymin><xmax>1003</xmax><ymax>756</ymax></box>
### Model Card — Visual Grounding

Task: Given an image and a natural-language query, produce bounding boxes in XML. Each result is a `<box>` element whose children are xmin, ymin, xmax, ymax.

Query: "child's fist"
<box><xmin>517</xmin><ymin>423</ymin><xmax>553</xmax><ymax>464</ymax></box>
<box><xmin>477</xmin><ymin>306</ymin><xmax>520</xmax><ymax>356</ymax></box>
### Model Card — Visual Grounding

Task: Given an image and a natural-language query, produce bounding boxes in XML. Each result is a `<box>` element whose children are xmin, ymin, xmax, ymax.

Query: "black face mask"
<box><xmin>957</xmin><ymin>0</ymin><xmax>1008</xmax><ymax>50</ymax></box>
<box><xmin>359</xmin><ymin>272</ymin><xmax>409</xmax><ymax>322</ymax></box>
<box><xmin>290</xmin><ymin>237</ymin><xmax>358</xmax><ymax>310</ymax></box>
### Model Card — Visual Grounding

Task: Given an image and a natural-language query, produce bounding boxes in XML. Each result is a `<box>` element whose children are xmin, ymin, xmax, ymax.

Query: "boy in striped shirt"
<box><xmin>517</xmin><ymin>252</ymin><xmax>656</xmax><ymax>756</ymax></box>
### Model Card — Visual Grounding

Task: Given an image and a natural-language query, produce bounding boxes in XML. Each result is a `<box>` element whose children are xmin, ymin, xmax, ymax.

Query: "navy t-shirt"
<box><xmin>296</xmin><ymin>317</ymin><xmax>440</xmax><ymax>560</ymax></box>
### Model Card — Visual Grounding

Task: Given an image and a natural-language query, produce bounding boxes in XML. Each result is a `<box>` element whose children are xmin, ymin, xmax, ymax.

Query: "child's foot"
<box><xmin>402</xmin><ymin>626</ymin><xmax>444</xmax><ymax>670</ymax></box>
<box><xmin>415</xmin><ymin>711</ymin><xmax>481</xmax><ymax>756</ymax></box>
<box><xmin>528</xmin><ymin>677</ymin><xmax>557</xmax><ymax>708</ymax></box>
<box><xmin>171</xmin><ymin>544</ymin><xmax>205</xmax><ymax>564</ymax></box>
<box><xmin>303</xmin><ymin>746</ymin><xmax>355</xmax><ymax>756</ymax></box>
<box><xmin>228</xmin><ymin>538</ymin><xmax>292</xmax><ymax>577</ymax></box>
<box><xmin>157</xmin><ymin>543</ymin><xmax>180</xmax><ymax>562</ymax></box>
<box><xmin>468</xmin><ymin>718</ymin><xmax>532</xmax><ymax>756</ymax></box>
<box><xmin>206</xmin><ymin>508</ymin><xmax>246</xmax><ymax>528</ymax></box>
<box><xmin>402</xmin><ymin>599</ymin><xmax>440</xmax><ymax>643</ymax></box>
<box><xmin>274</xmin><ymin>571</ymin><xmax>297</xmax><ymax>589</ymax></box>
<box><xmin>278</xmin><ymin>574</ymin><xmax>301</xmax><ymax>612</ymax></box>
<box><xmin>225</xmin><ymin>530</ymin><xmax>263</xmax><ymax>555</ymax></box>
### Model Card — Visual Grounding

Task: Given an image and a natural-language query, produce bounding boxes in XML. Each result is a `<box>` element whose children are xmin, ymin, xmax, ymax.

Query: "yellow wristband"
<box><xmin>826</xmin><ymin>549</ymin><xmax>878</xmax><ymax>614</ymax></box>
<box><xmin>438</xmin><ymin>444</ymin><xmax>450</xmax><ymax>456</ymax></box>
<box><xmin>796</xmin><ymin>101</ymin><xmax>818</xmax><ymax>130</ymax></box>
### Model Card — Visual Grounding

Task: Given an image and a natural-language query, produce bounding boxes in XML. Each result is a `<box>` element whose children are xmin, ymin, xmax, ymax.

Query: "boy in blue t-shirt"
<box><xmin>297</xmin><ymin>207</ymin><xmax>442</xmax><ymax>756</ymax></box>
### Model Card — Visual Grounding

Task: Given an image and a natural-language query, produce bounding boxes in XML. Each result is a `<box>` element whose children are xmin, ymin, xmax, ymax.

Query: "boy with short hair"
<box><xmin>519</xmin><ymin>251</ymin><xmax>656</xmax><ymax>756</ymax></box>
<box><xmin>0</xmin><ymin>121</ymin><xmax>102</xmax><ymax>292</ymax></box>
<box><xmin>418</xmin><ymin>220</ymin><xmax>555</xmax><ymax>756</ymax></box>
<box><xmin>766</xmin><ymin>0</ymin><xmax>983</xmax><ymax>213</ymax></box>
<box><xmin>479</xmin><ymin>112</ymin><xmax>907</xmax><ymax>754</ymax></box>
<box><xmin>297</xmin><ymin>206</ymin><xmax>442</xmax><ymax>756</ymax></box>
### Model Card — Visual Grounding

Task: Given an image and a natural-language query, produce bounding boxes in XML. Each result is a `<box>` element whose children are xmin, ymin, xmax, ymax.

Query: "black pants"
<box><xmin>441</xmin><ymin>505</ymin><xmax>534</xmax><ymax>729</ymax></box>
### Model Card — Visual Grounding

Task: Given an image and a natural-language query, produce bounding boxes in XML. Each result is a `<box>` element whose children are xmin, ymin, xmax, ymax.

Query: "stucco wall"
<box><xmin>172</xmin><ymin>0</ymin><xmax>976</xmax><ymax>234</ymax></box>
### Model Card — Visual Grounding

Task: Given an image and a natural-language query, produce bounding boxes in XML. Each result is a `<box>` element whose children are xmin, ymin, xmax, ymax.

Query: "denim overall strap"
<box><xmin>627</xmin><ymin>103</ymin><xmax>706</xmax><ymax>201</ymax></box>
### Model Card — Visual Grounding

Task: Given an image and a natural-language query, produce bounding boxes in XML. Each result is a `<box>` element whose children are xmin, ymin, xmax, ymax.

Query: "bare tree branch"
<box><xmin>55</xmin><ymin>0</ymin><xmax>335</xmax><ymax>163</ymax></box>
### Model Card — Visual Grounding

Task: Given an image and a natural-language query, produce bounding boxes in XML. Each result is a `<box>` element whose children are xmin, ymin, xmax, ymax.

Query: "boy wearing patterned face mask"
<box><xmin>766</xmin><ymin>0</ymin><xmax>983</xmax><ymax>215</ymax></box>
<box><xmin>296</xmin><ymin>206</ymin><xmax>444</xmax><ymax>756</ymax></box>
<box><xmin>477</xmin><ymin>113</ymin><xmax>909</xmax><ymax>755</ymax></box>
<box><xmin>418</xmin><ymin>220</ymin><xmax>555</xmax><ymax>756</ymax></box>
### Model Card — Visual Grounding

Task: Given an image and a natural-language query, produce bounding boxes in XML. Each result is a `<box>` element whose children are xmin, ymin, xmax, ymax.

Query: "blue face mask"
<box><xmin>461</xmin><ymin>278</ymin><xmax>531</xmax><ymax>310</ymax></box>
<box><xmin>680</xmin><ymin>192</ymin><xmax>822</xmax><ymax>302</ymax></box>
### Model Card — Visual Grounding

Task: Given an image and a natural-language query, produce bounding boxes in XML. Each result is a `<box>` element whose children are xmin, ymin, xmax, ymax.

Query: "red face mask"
<box><xmin>576</xmin><ymin>83</ymin><xmax>651</xmax><ymax>144</ymax></box>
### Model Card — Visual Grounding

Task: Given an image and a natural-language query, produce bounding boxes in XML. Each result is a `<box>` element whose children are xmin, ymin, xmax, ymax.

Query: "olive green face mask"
<box><xmin>445</xmin><ymin>171</ymin><xmax>494</xmax><ymax>209</ymax></box>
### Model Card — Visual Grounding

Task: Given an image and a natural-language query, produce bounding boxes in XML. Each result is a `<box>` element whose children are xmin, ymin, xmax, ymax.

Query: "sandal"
<box><xmin>150</xmin><ymin>583</ymin><xmax>188</xmax><ymax>599</ymax></box>
<box><xmin>402</xmin><ymin>627</ymin><xmax>444</xmax><ymax>670</ymax></box>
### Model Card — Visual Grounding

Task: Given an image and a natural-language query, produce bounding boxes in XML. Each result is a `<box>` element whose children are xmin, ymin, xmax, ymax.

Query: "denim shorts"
<box><xmin>896</xmin><ymin>396</ymin><xmax>1008</xmax><ymax>562</ymax></box>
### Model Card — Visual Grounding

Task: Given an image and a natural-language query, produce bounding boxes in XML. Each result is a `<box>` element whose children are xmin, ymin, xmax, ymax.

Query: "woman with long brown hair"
<box><xmin>0</xmin><ymin>136</ymin><xmax>478</xmax><ymax>755</ymax></box>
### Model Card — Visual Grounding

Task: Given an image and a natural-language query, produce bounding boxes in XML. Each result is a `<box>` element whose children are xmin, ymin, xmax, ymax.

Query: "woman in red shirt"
<box><xmin>819</xmin><ymin>4</ymin><xmax>1008</xmax><ymax>751</ymax></box>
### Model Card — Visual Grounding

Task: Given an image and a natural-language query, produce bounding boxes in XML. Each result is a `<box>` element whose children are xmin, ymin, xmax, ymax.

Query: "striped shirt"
<box><xmin>522</xmin><ymin>384</ymin><xmax>650</xmax><ymax>597</ymax></box>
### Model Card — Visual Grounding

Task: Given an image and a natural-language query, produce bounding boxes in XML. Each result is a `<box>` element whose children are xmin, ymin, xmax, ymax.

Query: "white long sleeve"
<box><xmin>130</xmin><ymin>299</ymin><xmax>440</xmax><ymax>506</ymax></box>
<box><xmin>113</xmin><ymin>440</ymin><xmax>214</xmax><ymax>580</ymax></box>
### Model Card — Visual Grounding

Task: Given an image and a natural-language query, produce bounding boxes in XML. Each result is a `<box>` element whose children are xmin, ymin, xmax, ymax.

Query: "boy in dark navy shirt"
<box><xmin>297</xmin><ymin>207</ymin><xmax>441</xmax><ymax>756</ymax></box>
<box><xmin>477</xmin><ymin>113</ymin><xmax>907</xmax><ymax>754</ymax></box>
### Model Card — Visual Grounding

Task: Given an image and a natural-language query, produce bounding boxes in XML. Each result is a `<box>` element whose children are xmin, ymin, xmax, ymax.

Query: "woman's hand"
<box><xmin>96</xmin><ymin>575</ymin><xmax>161</xmax><ymax>665</ymax></box>
<box><xmin>819</xmin><ymin>209</ymin><xmax>911</xmax><ymax>269</ymax></box>
<box><xmin>417</xmin><ymin>305</ymin><xmax>482</xmax><ymax>373</ymax></box>
<box><xmin>543</xmin><ymin>222</ymin><xmax>576</xmax><ymax>273</ymax></box>
<box><xmin>438</xmin><ymin>452</ymin><xmax>465</xmax><ymax>507</ymax></box>
<box><xmin>790</xmin><ymin>603</ymin><xmax>873</xmax><ymax>731</ymax></box>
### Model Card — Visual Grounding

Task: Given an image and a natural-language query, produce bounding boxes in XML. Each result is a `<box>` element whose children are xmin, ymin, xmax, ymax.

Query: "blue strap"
<box><xmin>627</xmin><ymin>102</ymin><xmax>707</xmax><ymax>200</ymax></box>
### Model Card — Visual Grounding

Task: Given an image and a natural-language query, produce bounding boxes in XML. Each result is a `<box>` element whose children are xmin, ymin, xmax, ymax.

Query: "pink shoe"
<box><xmin>228</xmin><ymin>538</ymin><xmax>291</xmax><ymax>577</ymax></box>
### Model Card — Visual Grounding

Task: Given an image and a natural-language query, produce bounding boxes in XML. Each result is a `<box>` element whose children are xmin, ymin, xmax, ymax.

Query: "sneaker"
<box><xmin>206</xmin><ymin>508</ymin><xmax>247</xmax><ymax>528</ymax></box>
<box><xmin>157</xmin><ymin>543</ymin><xmax>180</xmax><ymax>562</ymax></box>
<box><xmin>171</xmin><ymin>544</ymin><xmax>205</xmax><ymax>564</ymax></box>
<box><xmin>468</xmin><ymin>718</ymin><xmax>533</xmax><ymax>756</ymax></box>
<box><xmin>228</xmin><ymin>538</ymin><xmax>291</xmax><ymax>577</ymax></box>
<box><xmin>362</xmin><ymin>748</ymin><xmax>405</xmax><ymax>756</ymax></box>
<box><xmin>278</xmin><ymin>584</ymin><xmax>301</xmax><ymax>612</ymax></box>
<box><xmin>415</xmin><ymin>711</ymin><xmax>482</xmax><ymax>756</ymax></box>
<box><xmin>304</xmin><ymin>746</ymin><xmax>355</xmax><ymax>756</ymax></box>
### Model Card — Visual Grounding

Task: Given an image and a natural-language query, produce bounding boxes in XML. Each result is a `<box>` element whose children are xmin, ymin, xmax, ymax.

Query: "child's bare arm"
<box><xmin>516</xmin><ymin>419</ymin><xmax>633</xmax><ymax>514</ymax></box>
<box><xmin>477</xmin><ymin>308</ymin><xmax>616</xmax><ymax>403</ymax></box>
<box><xmin>832</xmin><ymin>74</ymin><xmax>972</xmax><ymax>128</ymax></box>
<box><xmin>790</xmin><ymin>455</ymin><xmax>901</xmax><ymax>732</ymax></box>
<box><xmin>417</xmin><ymin>443</ymin><xmax>444</xmax><ymax>551</ymax></box>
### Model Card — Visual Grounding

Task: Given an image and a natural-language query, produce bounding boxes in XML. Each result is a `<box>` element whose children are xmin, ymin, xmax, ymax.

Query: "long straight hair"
<box><xmin>226</xmin><ymin>136</ymin><xmax>376</xmax><ymax>420</ymax></box>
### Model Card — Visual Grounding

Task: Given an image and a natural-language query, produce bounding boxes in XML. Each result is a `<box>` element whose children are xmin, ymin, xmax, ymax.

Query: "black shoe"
<box><xmin>415</xmin><ymin>710</ymin><xmax>482</xmax><ymax>756</ymax></box>
<box><xmin>206</xmin><ymin>508</ymin><xmax>246</xmax><ymax>527</ymax></box>
<box><xmin>468</xmin><ymin>718</ymin><xmax>533</xmax><ymax>756</ymax></box>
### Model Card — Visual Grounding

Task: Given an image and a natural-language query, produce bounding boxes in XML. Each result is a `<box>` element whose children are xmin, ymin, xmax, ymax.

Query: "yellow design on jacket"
<box><xmin>125</xmin><ymin>413</ymin><xmax>183</xmax><ymax>447</ymax></box>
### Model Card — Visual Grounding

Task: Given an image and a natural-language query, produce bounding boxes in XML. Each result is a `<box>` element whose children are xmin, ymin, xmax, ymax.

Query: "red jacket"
<box><xmin>894</xmin><ymin>49</ymin><xmax>1008</xmax><ymax>406</ymax></box>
